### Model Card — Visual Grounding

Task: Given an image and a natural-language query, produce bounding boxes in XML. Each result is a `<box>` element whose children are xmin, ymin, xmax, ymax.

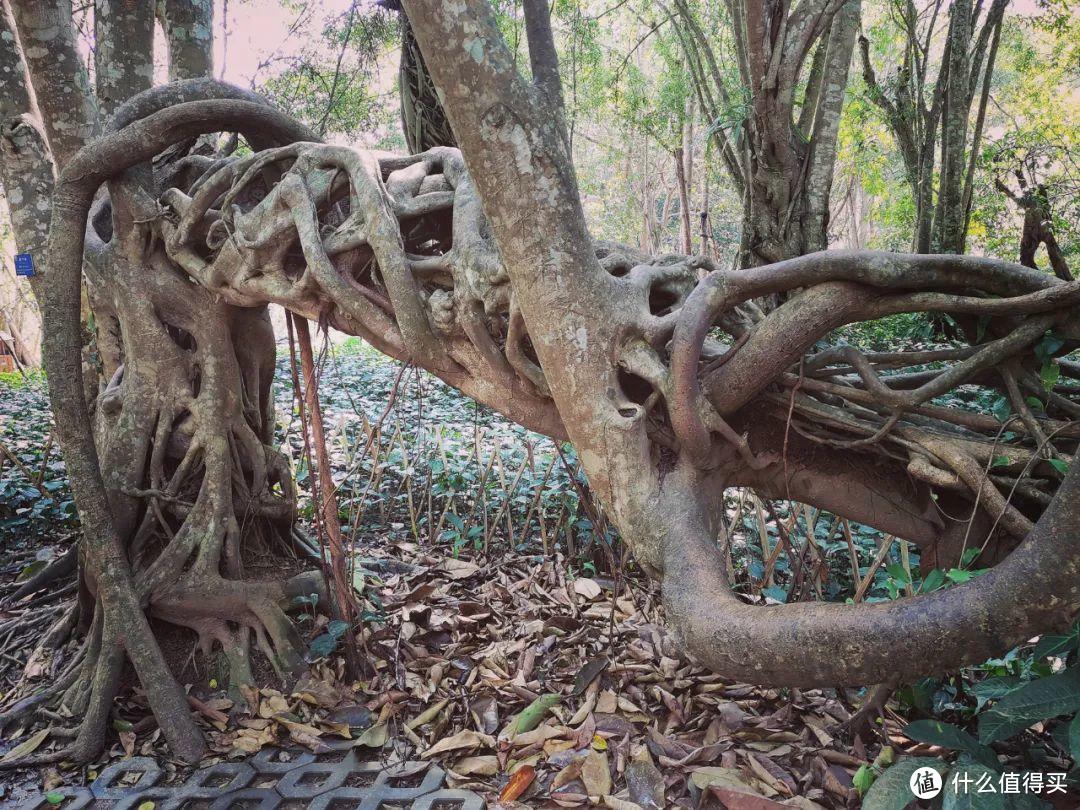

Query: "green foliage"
<box><xmin>0</xmin><ymin>374</ymin><xmax>77</xmax><ymax>545</ymax></box>
<box><xmin>978</xmin><ymin>665</ymin><xmax>1080</xmax><ymax>744</ymax></box>
<box><xmin>893</xmin><ymin>620</ymin><xmax>1080</xmax><ymax>800</ymax></box>
<box><xmin>0</xmin><ymin>369</ymin><xmax>45</xmax><ymax>388</ymax></box>
<box><xmin>256</xmin><ymin>2</ymin><xmax>399</xmax><ymax>144</ymax></box>
<box><xmin>863</xmin><ymin>757</ymin><xmax>944</xmax><ymax>810</ymax></box>
<box><xmin>272</xmin><ymin>343</ymin><xmax>615</xmax><ymax>572</ymax></box>
<box><xmin>905</xmin><ymin>720</ymin><xmax>999</xmax><ymax>770</ymax></box>
<box><xmin>307</xmin><ymin>618</ymin><xmax>351</xmax><ymax>660</ymax></box>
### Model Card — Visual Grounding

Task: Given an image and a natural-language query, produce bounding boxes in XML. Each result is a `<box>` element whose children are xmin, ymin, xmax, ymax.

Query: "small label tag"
<box><xmin>14</xmin><ymin>253</ymin><xmax>35</xmax><ymax>277</ymax></box>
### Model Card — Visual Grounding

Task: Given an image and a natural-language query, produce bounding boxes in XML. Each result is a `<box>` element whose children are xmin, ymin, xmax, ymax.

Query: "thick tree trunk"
<box><xmin>726</xmin><ymin>0</ymin><xmax>860</xmax><ymax>267</ymax></box>
<box><xmin>1</xmin><ymin>0</ymin><xmax>334</xmax><ymax>768</ymax></box>
<box><xmin>16</xmin><ymin>72</ymin><xmax>1079</xmax><ymax>764</ymax></box>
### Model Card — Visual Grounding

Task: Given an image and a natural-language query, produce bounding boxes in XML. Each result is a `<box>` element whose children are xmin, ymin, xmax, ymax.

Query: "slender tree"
<box><xmin>672</xmin><ymin>0</ymin><xmax>861</xmax><ymax>266</ymax></box>
<box><xmin>859</xmin><ymin>0</ymin><xmax>1008</xmax><ymax>253</ymax></box>
<box><xmin>0</xmin><ymin>4</ymin><xmax>51</xmax><ymax>363</ymax></box>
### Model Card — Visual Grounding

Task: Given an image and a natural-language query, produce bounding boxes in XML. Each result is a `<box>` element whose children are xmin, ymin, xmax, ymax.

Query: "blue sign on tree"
<box><xmin>14</xmin><ymin>253</ymin><xmax>35</xmax><ymax>277</ymax></box>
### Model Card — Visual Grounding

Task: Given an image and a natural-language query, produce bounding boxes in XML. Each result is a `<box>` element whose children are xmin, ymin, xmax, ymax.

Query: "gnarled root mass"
<box><xmin>17</xmin><ymin>79</ymin><xmax>1080</xmax><ymax>762</ymax></box>
<box><xmin>2</xmin><ymin>83</ymin><xmax>332</xmax><ymax>766</ymax></box>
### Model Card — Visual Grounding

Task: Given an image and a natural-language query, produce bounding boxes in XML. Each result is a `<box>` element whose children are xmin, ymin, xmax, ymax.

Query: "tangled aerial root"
<box><xmin>21</xmin><ymin>77</ymin><xmax>1080</xmax><ymax>760</ymax></box>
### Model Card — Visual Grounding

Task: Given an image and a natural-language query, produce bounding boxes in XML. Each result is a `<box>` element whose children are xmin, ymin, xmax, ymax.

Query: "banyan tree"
<box><xmin>0</xmin><ymin>0</ymin><xmax>1077</xmax><ymax>765</ymax></box>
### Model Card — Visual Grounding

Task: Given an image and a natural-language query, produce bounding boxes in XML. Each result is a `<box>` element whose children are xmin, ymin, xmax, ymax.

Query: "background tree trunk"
<box><xmin>0</xmin><ymin>2</ymin><xmax>50</xmax><ymax>363</ymax></box>
<box><xmin>674</xmin><ymin>0</ymin><xmax>860</xmax><ymax>268</ymax></box>
<box><xmin>157</xmin><ymin>0</ymin><xmax>214</xmax><ymax>81</ymax></box>
<box><xmin>860</xmin><ymin>0</ymin><xmax>1008</xmax><ymax>255</ymax></box>
<box><xmin>94</xmin><ymin>0</ymin><xmax>155</xmax><ymax>119</ymax></box>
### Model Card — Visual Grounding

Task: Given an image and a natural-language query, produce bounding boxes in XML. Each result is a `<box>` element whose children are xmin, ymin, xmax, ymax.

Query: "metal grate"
<box><xmin>20</xmin><ymin>742</ymin><xmax>485</xmax><ymax>809</ymax></box>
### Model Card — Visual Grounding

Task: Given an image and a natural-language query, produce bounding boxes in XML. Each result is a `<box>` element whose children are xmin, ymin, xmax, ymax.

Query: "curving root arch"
<box><xmin>11</xmin><ymin>64</ymin><xmax>1080</xmax><ymax>764</ymax></box>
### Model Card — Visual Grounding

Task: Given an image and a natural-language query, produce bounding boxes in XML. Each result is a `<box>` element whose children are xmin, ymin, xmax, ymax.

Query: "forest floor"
<box><xmin>0</xmin><ymin>337</ymin><xmax>1074</xmax><ymax>808</ymax></box>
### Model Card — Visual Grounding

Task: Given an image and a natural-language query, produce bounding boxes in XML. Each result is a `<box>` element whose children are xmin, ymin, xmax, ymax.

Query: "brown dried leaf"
<box><xmin>625</xmin><ymin>746</ymin><xmax>665</xmax><ymax>809</ymax></box>
<box><xmin>421</xmin><ymin>729</ymin><xmax>495</xmax><ymax>758</ymax></box>
<box><xmin>453</xmin><ymin>755</ymin><xmax>499</xmax><ymax>776</ymax></box>
<box><xmin>573</xmin><ymin>578</ymin><xmax>602</xmax><ymax>600</ymax></box>
<box><xmin>580</xmin><ymin>750</ymin><xmax>612</xmax><ymax>797</ymax></box>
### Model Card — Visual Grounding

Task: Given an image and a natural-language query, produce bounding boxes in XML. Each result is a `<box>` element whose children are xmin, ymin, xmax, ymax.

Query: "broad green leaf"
<box><xmin>992</xmin><ymin>397</ymin><xmax>1012</xmax><ymax>422</ymax></box>
<box><xmin>941</xmin><ymin>764</ymin><xmax>1006</xmax><ymax>810</ymax></box>
<box><xmin>920</xmin><ymin>569</ymin><xmax>946</xmax><ymax>593</ymax></box>
<box><xmin>1048</xmin><ymin>458</ymin><xmax>1069</xmax><ymax>475</ymax></box>
<box><xmin>904</xmin><ymin>720</ymin><xmax>999</xmax><ymax>770</ymax></box>
<box><xmin>762</xmin><ymin>585</ymin><xmax>789</xmax><ymax>603</ymax></box>
<box><xmin>885</xmin><ymin>562</ymin><xmax>910</xmax><ymax>583</ymax></box>
<box><xmin>499</xmin><ymin>693</ymin><xmax>560</xmax><ymax>739</ymax></box>
<box><xmin>1033</xmin><ymin>622</ymin><xmax>1079</xmax><ymax>659</ymax></box>
<box><xmin>853</xmin><ymin>763</ymin><xmax>876</xmax><ymax>796</ymax></box>
<box><xmin>960</xmin><ymin>548</ymin><xmax>982</xmax><ymax>567</ymax></box>
<box><xmin>1040</xmin><ymin>362</ymin><xmax>1061</xmax><ymax>392</ymax></box>
<box><xmin>978</xmin><ymin>666</ymin><xmax>1080</xmax><ymax>743</ymax></box>
<box><xmin>946</xmin><ymin>568</ymin><xmax>985</xmax><ymax>584</ymax></box>
<box><xmin>307</xmin><ymin>632</ymin><xmax>339</xmax><ymax>659</ymax></box>
<box><xmin>1069</xmin><ymin>713</ymin><xmax>1080</xmax><ymax>759</ymax></box>
<box><xmin>1034</xmin><ymin>333</ymin><xmax>1064</xmax><ymax>365</ymax></box>
<box><xmin>863</xmin><ymin>758</ymin><xmax>947</xmax><ymax>810</ymax></box>
<box><xmin>970</xmin><ymin>676</ymin><xmax>1021</xmax><ymax>711</ymax></box>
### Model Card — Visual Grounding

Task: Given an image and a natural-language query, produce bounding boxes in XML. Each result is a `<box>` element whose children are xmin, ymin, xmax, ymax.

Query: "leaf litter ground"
<box><xmin>0</xmin><ymin>344</ymin><xmax>941</xmax><ymax>809</ymax></box>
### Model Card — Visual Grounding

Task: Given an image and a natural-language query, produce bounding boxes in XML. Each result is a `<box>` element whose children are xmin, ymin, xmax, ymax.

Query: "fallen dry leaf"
<box><xmin>0</xmin><ymin>727</ymin><xmax>49</xmax><ymax>762</ymax></box>
<box><xmin>704</xmin><ymin>785</ymin><xmax>795</xmax><ymax>810</ymax></box>
<box><xmin>438</xmin><ymin>558</ymin><xmax>481</xmax><ymax>579</ymax></box>
<box><xmin>581</xmin><ymin>750</ymin><xmax>612</xmax><ymax>797</ymax></box>
<box><xmin>453</xmin><ymin>755</ymin><xmax>499</xmax><ymax>776</ymax></box>
<box><xmin>422</xmin><ymin>729</ymin><xmax>495</xmax><ymax>758</ymax></box>
<box><xmin>573</xmin><ymin>577</ymin><xmax>602</xmax><ymax>600</ymax></box>
<box><xmin>692</xmin><ymin>766</ymin><xmax>757</xmax><ymax>792</ymax></box>
<box><xmin>498</xmin><ymin>764</ymin><xmax>536</xmax><ymax>802</ymax></box>
<box><xmin>625</xmin><ymin>746</ymin><xmax>665</xmax><ymax>809</ymax></box>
